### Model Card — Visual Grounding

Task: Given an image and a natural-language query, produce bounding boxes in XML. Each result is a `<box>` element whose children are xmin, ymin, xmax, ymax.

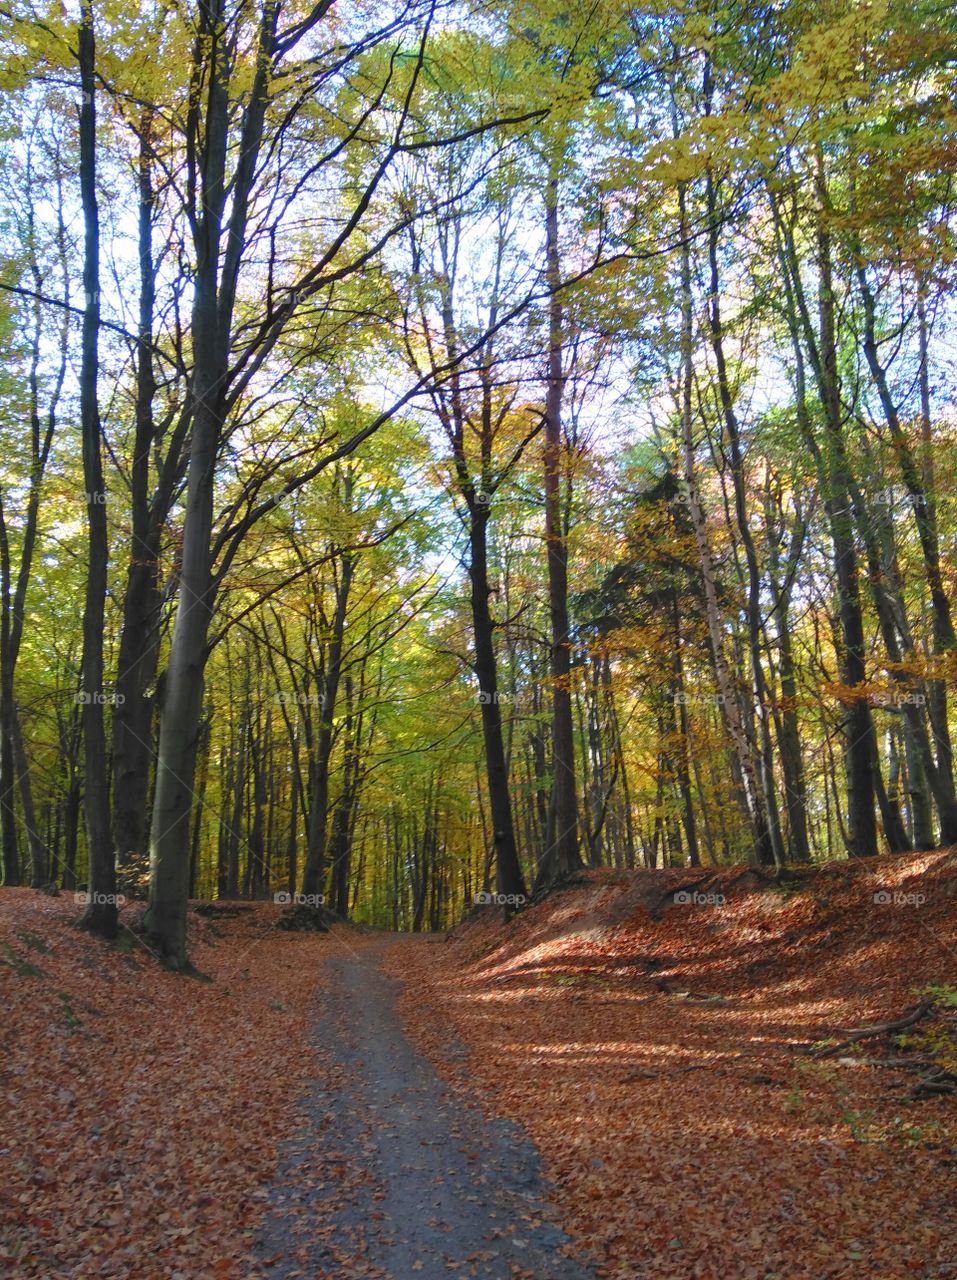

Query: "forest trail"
<box><xmin>2</xmin><ymin>866</ymin><xmax>955</xmax><ymax>1278</ymax></box>
<box><xmin>255</xmin><ymin>936</ymin><xmax>596</xmax><ymax>1280</ymax></box>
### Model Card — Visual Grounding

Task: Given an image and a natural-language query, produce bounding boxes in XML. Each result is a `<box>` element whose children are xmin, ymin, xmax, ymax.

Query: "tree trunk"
<box><xmin>773</xmin><ymin>586</ymin><xmax>811</xmax><ymax>863</ymax></box>
<box><xmin>0</xmin><ymin>508</ymin><xmax>19</xmax><ymax>886</ymax></box>
<box><xmin>248</xmin><ymin>701</ymin><xmax>268</xmax><ymax>899</ymax></box>
<box><xmin>78</xmin><ymin>0</ymin><xmax>117</xmax><ymax>938</ymax></box>
<box><xmin>13</xmin><ymin>709</ymin><xmax>47</xmax><ymax>886</ymax></box>
<box><xmin>670</xmin><ymin>599</ymin><xmax>700</xmax><ymax>866</ymax></box>
<box><xmin>855</xmin><ymin>259</ymin><xmax>957</xmax><ymax>839</ymax></box>
<box><xmin>903</xmin><ymin>712</ymin><xmax>936</xmax><ymax>849</ymax></box>
<box><xmin>286</xmin><ymin>728</ymin><xmax>300</xmax><ymax>897</ymax></box>
<box><xmin>329</xmin><ymin>679</ymin><xmax>357</xmax><ymax>917</ymax></box>
<box><xmin>704</xmin><ymin>169</ymin><xmax>783</xmax><ymax>867</ymax></box>
<box><xmin>112</xmin><ymin>113</ymin><xmax>161</xmax><ymax>869</ymax></box>
<box><xmin>470</xmin><ymin>509</ymin><xmax>527</xmax><ymax>900</ymax></box>
<box><xmin>763</xmin><ymin>492</ymin><xmax>811</xmax><ymax>864</ymax></box>
<box><xmin>144</xmin><ymin>0</ymin><xmax>243</xmax><ymax>963</ymax></box>
<box><xmin>188</xmin><ymin>713</ymin><xmax>210</xmax><ymax>898</ymax></box>
<box><xmin>676</xmin><ymin>182</ymin><xmax>773</xmax><ymax>865</ymax></box>
<box><xmin>301</xmin><ymin>553</ymin><xmax>354</xmax><ymax>897</ymax></box>
<box><xmin>535</xmin><ymin>172</ymin><xmax>581</xmax><ymax>892</ymax></box>
<box><xmin>814</xmin><ymin>160</ymin><xmax>878</xmax><ymax>857</ymax></box>
<box><xmin>227</xmin><ymin>713</ymin><xmax>247</xmax><ymax>898</ymax></box>
<box><xmin>769</xmin><ymin>172</ymin><xmax>878</xmax><ymax>857</ymax></box>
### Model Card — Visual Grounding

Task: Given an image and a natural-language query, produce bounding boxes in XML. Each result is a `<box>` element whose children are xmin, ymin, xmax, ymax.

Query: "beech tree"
<box><xmin>0</xmin><ymin>0</ymin><xmax>955</xmax><ymax>936</ymax></box>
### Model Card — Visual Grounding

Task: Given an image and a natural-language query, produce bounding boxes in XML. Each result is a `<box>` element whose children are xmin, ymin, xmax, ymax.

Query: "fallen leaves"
<box><xmin>3</xmin><ymin>853</ymin><xmax>955</xmax><ymax>1278</ymax></box>
<box><xmin>0</xmin><ymin>890</ymin><xmax>332</xmax><ymax>1278</ymax></box>
<box><xmin>387</xmin><ymin>851</ymin><xmax>957</xmax><ymax>1279</ymax></box>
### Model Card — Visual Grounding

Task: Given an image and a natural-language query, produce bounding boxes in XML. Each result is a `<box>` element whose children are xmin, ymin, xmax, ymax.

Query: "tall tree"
<box><xmin>535</xmin><ymin>165</ymin><xmax>582</xmax><ymax>889</ymax></box>
<box><xmin>76</xmin><ymin>0</ymin><xmax>118</xmax><ymax>935</ymax></box>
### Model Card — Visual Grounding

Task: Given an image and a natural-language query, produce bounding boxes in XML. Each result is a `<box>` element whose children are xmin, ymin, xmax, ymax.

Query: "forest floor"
<box><xmin>389</xmin><ymin>851</ymin><xmax>957</xmax><ymax>1279</ymax></box>
<box><xmin>2</xmin><ymin>850</ymin><xmax>956</xmax><ymax>1278</ymax></box>
<box><xmin>0</xmin><ymin>891</ymin><xmax>333</xmax><ymax>1277</ymax></box>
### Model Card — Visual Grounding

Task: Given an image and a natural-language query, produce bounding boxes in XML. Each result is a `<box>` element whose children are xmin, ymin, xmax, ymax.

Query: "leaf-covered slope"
<box><xmin>389</xmin><ymin>852</ymin><xmax>957</xmax><ymax>1279</ymax></box>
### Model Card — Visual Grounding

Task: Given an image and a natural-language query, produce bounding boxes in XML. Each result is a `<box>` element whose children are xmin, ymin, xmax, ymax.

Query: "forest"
<box><xmin>1</xmin><ymin>0</ymin><xmax>955</xmax><ymax>963</ymax></box>
<box><xmin>2</xmin><ymin>0</ymin><xmax>957</xmax><ymax>1276</ymax></box>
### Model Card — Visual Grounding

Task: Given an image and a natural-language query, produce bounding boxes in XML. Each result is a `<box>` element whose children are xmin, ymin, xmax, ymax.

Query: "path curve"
<box><xmin>255</xmin><ymin>936</ymin><xmax>598</xmax><ymax>1280</ymax></box>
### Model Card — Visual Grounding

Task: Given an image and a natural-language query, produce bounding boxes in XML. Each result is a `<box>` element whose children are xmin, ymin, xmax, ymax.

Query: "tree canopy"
<box><xmin>0</xmin><ymin>0</ymin><xmax>955</xmax><ymax>965</ymax></box>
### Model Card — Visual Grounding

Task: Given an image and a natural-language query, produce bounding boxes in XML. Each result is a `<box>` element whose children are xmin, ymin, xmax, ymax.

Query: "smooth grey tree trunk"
<box><xmin>143</xmin><ymin>61</ymin><xmax>227</xmax><ymax>959</ymax></box>
<box><xmin>144</xmin><ymin>0</ymin><xmax>275</xmax><ymax>964</ymax></box>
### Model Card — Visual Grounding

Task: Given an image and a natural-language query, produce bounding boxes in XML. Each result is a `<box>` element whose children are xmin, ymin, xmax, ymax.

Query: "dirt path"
<box><xmin>255</xmin><ymin>936</ymin><xmax>596</xmax><ymax>1280</ymax></box>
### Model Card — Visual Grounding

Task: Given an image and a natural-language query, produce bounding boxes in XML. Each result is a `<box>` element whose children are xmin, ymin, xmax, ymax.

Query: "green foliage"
<box><xmin>0</xmin><ymin>0</ymin><xmax>955</xmax><ymax>921</ymax></box>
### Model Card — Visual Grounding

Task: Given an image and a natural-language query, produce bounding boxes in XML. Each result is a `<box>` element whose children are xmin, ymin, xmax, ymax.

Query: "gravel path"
<box><xmin>255</xmin><ymin>936</ymin><xmax>597</xmax><ymax>1280</ymax></box>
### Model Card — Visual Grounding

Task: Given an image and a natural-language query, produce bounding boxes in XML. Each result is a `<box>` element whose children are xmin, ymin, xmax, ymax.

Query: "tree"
<box><xmin>76</xmin><ymin>0</ymin><xmax>118</xmax><ymax>936</ymax></box>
